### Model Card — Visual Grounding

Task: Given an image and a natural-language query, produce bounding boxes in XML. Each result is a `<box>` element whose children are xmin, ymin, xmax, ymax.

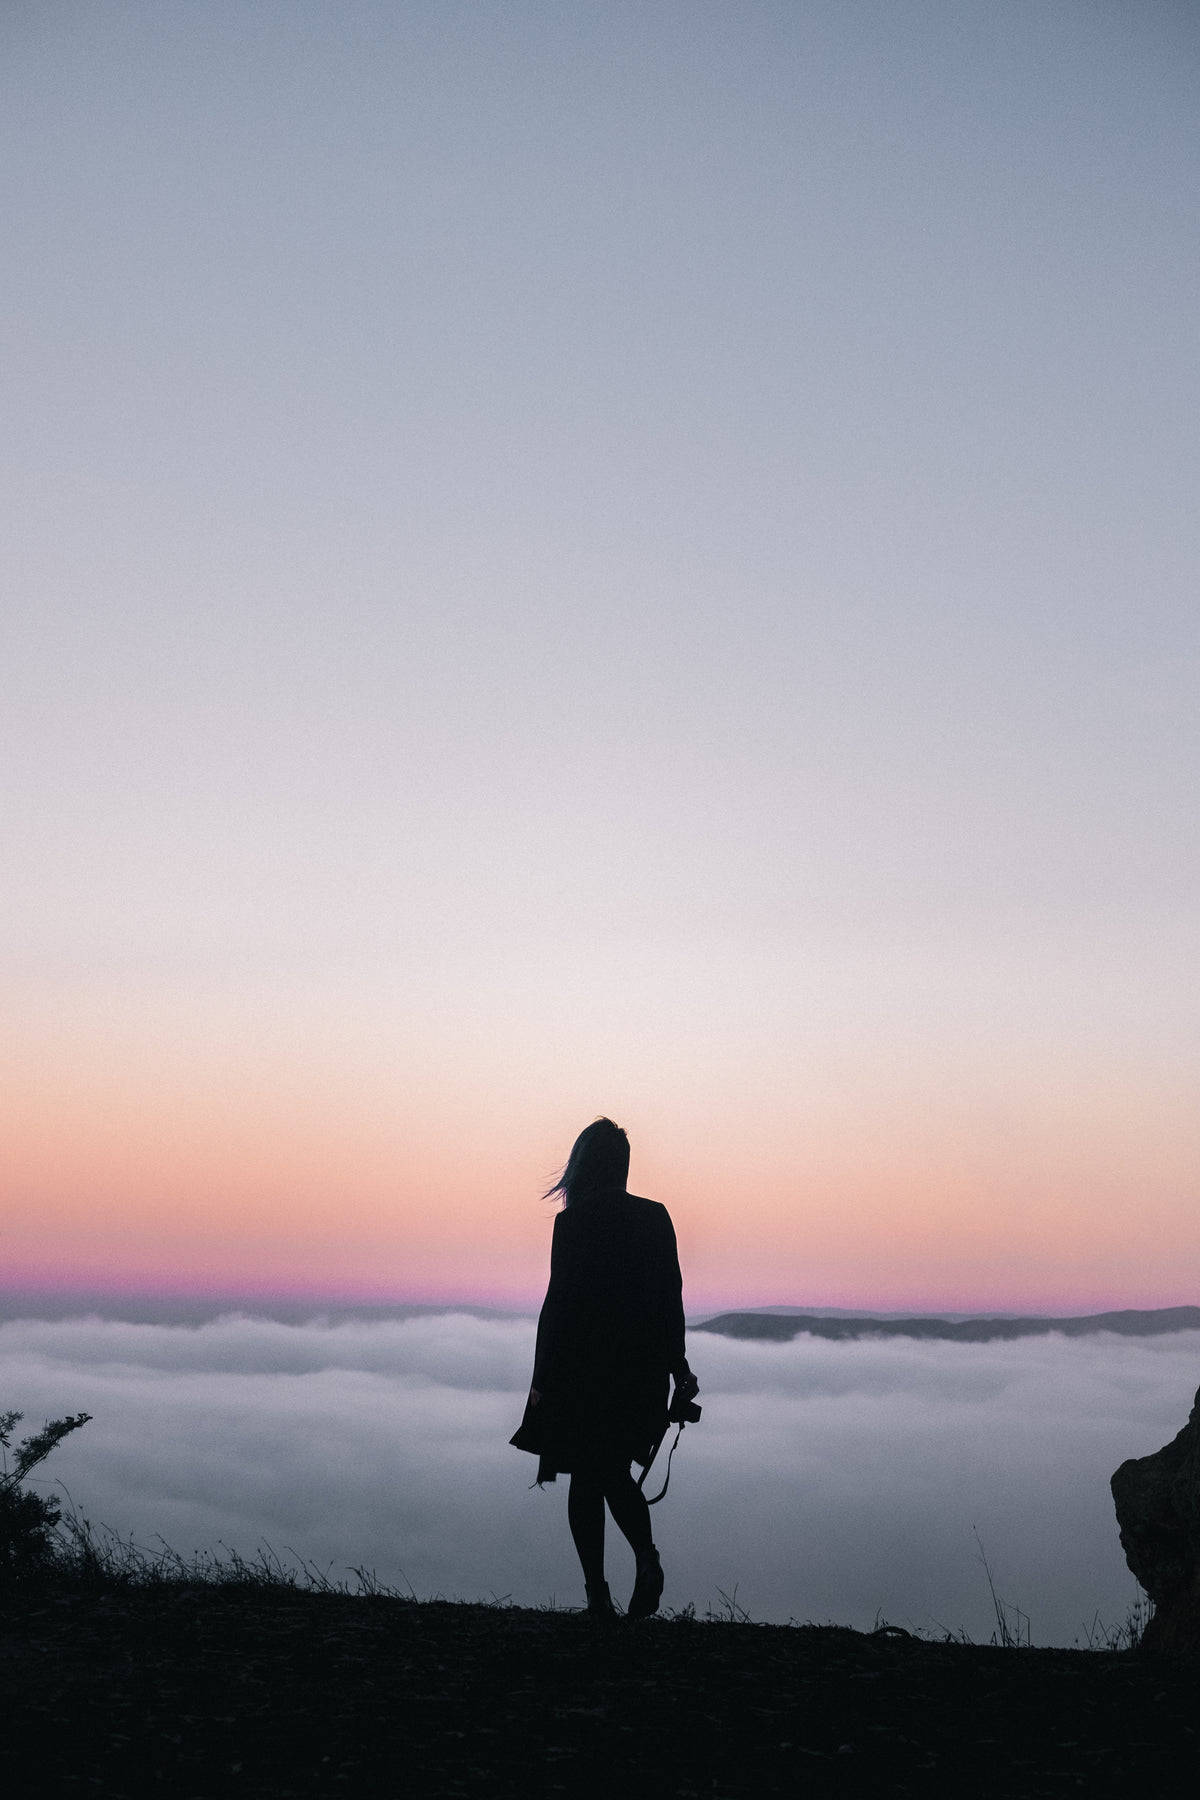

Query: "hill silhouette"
<box><xmin>696</xmin><ymin>1305</ymin><xmax>1200</xmax><ymax>1344</ymax></box>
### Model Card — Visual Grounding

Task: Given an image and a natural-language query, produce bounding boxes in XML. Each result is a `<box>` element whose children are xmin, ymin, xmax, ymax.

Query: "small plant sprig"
<box><xmin>973</xmin><ymin>1528</ymin><xmax>1031</xmax><ymax>1649</ymax></box>
<box><xmin>0</xmin><ymin>1408</ymin><xmax>92</xmax><ymax>1580</ymax></box>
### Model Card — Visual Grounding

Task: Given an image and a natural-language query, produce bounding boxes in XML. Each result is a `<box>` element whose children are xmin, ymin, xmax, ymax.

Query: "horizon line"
<box><xmin>1</xmin><ymin>1280</ymin><xmax>1197</xmax><ymax>1322</ymax></box>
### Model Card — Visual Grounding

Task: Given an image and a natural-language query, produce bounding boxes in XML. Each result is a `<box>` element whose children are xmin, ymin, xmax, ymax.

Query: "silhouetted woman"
<box><xmin>514</xmin><ymin>1118</ymin><xmax>698</xmax><ymax>1617</ymax></box>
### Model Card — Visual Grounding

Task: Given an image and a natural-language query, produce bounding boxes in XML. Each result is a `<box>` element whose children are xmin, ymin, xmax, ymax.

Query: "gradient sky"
<box><xmin>3</xmin><ymin>1</ymin><xmax>1198</xmax><ymax>1312</ymax></box>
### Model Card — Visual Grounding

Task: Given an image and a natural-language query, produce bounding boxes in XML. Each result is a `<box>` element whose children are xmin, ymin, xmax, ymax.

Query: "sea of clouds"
<box><xmin>3</xmin><ymin>1310</ymin><xmax>1196</xmax><ymax>1646</ymax></box>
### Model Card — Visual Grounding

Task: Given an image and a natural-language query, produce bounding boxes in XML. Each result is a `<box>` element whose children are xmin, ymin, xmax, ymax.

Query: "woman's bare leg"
<box><xmin>602</xmin><ymin>1464</ymin><xmax>653</xmax><ymax>1560</ymax></box>
<box><xmin>567</xmin><ymin>1470</ymin><xmax>606</xmax><ymax>1590</ymax></box>
<box><xmin>604</xmin><ymin>1463</ymin><xmax>662</xmax><ymax>1616</ymax></box>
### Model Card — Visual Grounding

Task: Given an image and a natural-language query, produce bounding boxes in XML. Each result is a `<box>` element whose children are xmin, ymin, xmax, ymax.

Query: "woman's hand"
<box><xmin>673</xmin><ymin>1362</ymin><xmax>699</xmax><ymax>1400</ymax></box>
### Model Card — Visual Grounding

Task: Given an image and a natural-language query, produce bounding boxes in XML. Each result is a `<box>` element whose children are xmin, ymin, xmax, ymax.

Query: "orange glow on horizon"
<box><xmin>4</xmin><ymin>1005</ymin><xmax>1198</xmax><ymax>1320</ymax></box>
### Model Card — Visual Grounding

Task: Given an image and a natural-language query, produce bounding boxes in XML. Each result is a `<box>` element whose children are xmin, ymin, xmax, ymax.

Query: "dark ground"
<box><xmin>4</xmin><ymin>1584</ymin><xmax>1198</xmax><ymax>1798</ymax></box>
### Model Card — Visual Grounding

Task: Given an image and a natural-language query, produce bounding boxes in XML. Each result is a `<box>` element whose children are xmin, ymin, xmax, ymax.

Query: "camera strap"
<box><xmin>638</xmin><ymin>1419</ymin><xmax>686</xmax><ymax>1506</ymax></box>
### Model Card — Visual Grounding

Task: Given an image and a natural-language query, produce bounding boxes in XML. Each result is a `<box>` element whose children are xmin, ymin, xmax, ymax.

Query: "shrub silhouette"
<box><xmin>0</xmin><ymin>1408</ymin><xmax>91</xmax><ymax>1581</ymax></box>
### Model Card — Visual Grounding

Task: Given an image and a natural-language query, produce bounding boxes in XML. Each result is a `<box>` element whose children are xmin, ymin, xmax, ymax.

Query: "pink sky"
<box><xmin>5</xmin><ymin>1002</ymin><xmax>1196</xmax><ymax>1314</ymax></box>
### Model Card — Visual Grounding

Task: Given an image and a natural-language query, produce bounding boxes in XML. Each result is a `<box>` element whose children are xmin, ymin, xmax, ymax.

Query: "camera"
<box><xmin>668</xmin><ymin>1369</ymin><xmax>701</xmax><ymax>1425</ymax></box>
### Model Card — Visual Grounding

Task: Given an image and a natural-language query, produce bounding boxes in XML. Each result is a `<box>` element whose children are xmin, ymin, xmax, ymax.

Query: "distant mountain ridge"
<box><xmin>695</xmin><ymin>1305</ymin><xmax>1200</xmax><ymax>1343</ymax></box>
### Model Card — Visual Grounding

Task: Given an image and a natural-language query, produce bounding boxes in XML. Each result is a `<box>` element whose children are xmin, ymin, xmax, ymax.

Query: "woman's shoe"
<box><xmin>586</xmin><ymin>1580</ymin><xmax>616</xmax><ymax>1617</ymax></box>
<box><xmin>627</xmin><ymin>1548</ymin><xmax>664</xmax><ymax>1620</ymax></box>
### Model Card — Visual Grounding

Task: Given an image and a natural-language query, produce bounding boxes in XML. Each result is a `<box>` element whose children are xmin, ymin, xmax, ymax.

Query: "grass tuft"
<box><xmin>1073</xmin><ymin>1591</ymin><xmax>1154</xmax><ymax>1652</ymax></box>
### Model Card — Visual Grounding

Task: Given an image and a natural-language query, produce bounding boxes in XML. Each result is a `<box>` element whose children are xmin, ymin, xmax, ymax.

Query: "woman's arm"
<box><xmin>656</xmin><ymin>1205</ymin><xmax>688</xmax><ymax>1377</ymax></box>
<box><xmin>531</xmin><ymin>1210</ymin><xmax>575</xmax><ymax>1393</ymax></box>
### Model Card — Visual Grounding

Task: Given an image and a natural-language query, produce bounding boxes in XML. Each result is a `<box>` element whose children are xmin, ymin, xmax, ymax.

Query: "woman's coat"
<box><xmin>516</xmin><ymin>1187</ymin><xmax>686</xmax><ymax>1479</ymax></box>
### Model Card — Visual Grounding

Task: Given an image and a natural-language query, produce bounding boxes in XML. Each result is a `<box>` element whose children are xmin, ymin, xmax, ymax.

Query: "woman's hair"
<box><xmin>544</xmin><ymin>1117</ymin><xmax>630</xmax><ymax>1207</ymax></box>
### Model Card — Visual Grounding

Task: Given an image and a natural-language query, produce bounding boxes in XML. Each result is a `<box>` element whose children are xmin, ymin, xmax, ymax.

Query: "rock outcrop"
<box><xmin>1111</xmin><ymin>1384</ymin><xmax>1200</xmax><ymax>1651</ymax></box>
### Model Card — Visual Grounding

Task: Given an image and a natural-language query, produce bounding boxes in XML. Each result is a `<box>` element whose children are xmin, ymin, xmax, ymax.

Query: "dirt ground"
<box><xmin>4</xmin><ymin>1584</ymin><xmax>1199</xmax><ymax>1797</ymax></box>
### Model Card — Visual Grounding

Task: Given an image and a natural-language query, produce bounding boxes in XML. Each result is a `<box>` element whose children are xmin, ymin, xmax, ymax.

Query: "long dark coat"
<box><xmin>515</xmin><ymin>1187</ymin><xmax>686</xmax><ymax>1480</ymax></box>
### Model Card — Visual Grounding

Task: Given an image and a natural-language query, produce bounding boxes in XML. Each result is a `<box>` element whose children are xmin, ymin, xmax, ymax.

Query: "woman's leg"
<box><xmin>604</xmin><ymin>1463</ymin><xmax>663</xmax><ymax>1617</ymax></box>
<box><xmin>567</xmin><ymin>1468</ymin><xmax>607</xmax><ymax>1590</ymax></box>
<box><xmin>601</xmin><ymin>1464</ymin><xmax>653</xmax><ymax>1561</ymax></box>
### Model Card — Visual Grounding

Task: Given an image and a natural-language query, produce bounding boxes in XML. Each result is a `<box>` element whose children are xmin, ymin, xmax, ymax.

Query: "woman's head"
<box><xmin>545</xmin><ymin>1117</ymin><xmax>630</xmax><ymax>1207</ymax></box>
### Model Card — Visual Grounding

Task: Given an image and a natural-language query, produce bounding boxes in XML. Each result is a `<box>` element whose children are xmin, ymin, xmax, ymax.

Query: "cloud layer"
<box><xmin>3</xmin><ymin>1312</ymin><xmax>1196</xmax><ymax>1645</ymax></box>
